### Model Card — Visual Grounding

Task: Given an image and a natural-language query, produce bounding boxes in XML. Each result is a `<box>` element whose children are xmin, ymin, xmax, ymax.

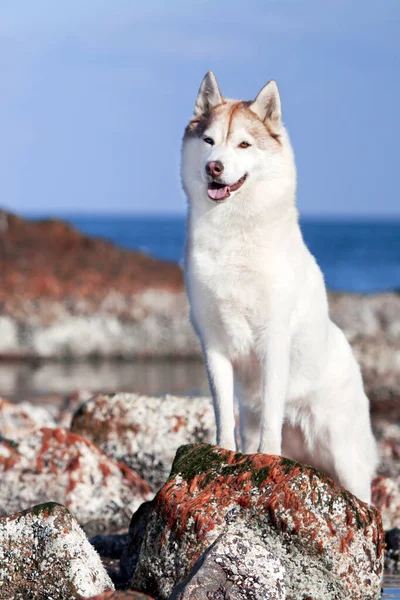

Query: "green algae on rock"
<box><xmin>130</xmin><ymin>444</ymin><xmax>384</xmax><ymax>600</ymax></box>
<box><xmin>0</xmin><ymin>502</ymin><xmax>113</xmax><ymax>599</ymax></box>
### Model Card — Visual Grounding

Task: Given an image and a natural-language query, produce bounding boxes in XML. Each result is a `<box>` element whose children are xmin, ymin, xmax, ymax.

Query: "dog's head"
<box><xmin>182</xmin><ymin>72</ymin><xmax>296</xmax><ymax>208</ymax></box>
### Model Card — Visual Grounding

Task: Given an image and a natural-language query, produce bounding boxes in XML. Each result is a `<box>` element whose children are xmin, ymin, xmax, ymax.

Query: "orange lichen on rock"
<box><xmin>0</xmin><ymin>428</ymin><xmax>151</xmax><ymax>536</ymax></box>
<box><xmin>0</xmin><ymin>211</ymin><xmax>184</xmax><ymax>307</ymax></box>
<box><xmin>131</xmin><ymin>444</ymin><xmax>385</xmax><ymax>600</ymax></box>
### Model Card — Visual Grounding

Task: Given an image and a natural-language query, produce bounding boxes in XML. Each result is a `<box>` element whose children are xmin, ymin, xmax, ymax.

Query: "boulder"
<box><xmin>169</xmin><ymin>532</ymin><xmax>286</xmax><ymax>600</ymax></box>
<box><xmin>71</xmin><ymin>393</ymin><xmax>215</xmax><ymax>490</ymax></box>
<box><xmin>79</xmin><ymin>593</ymin><xmax>154</xmax><ymax>599</ymax></box>
<box><xmin>0</xmin><ymin>427</ymin><xmax>151</xmax><ymax>536</ymax></box>
<box><xmin>58</xmin><ymin>389</ymin><xmax>95</xmax><ymax>428</ymax></box>
<box><xmin>0</xmin><ymin>502</ymin><xmax>113</xmax><ymax>599</ymax></box>
<box><xmin>372</xmin><ymin>476</ymin><xmax>400</xmax><ymax>530</ymax></box>
<box><xmin>0</xmin><ymin>396</ymin><xmax>55</xmax><ymax>440</ymax></box>
<box><xmin>130</xmin><ymin>444</ymin><xmax>384</xmax><ymax>600</ymax></box>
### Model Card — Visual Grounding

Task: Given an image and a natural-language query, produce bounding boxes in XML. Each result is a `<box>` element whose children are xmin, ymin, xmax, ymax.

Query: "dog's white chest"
<box><xmin>187</xmin><ymin>234</ymin><xmax>267</xmax><ymax>357</ymax></box>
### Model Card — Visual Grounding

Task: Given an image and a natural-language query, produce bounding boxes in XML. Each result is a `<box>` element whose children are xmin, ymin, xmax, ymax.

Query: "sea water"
<box><xmin>57</xmin><ymin>215</ymin><xmax>400</xmax><ymax>294</ymax></box>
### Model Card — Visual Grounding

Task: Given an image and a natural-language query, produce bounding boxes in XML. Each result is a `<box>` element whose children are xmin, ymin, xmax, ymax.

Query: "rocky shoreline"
<box><xmin>0</xmin><ymin>391</ymin><xmax>398</xmax><ymax>599</ymax></box>
<box><xmin>0</xmin><ymin>212</ymin><xmax>398</xmax><ymax>597</ymax></box>
<box><xmin>0</xmin><ymin>212</ymin><xmax>399</xmax><ymax>368</ymax></box>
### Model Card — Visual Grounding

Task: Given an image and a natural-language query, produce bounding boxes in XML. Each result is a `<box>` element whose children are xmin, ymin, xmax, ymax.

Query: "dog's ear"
<box><xmin>250</xmin><ymin>80</ymin><xmax>281</xmax><ymax>129</ymax></box>
<box><xmin>194</xmin><ymin>71</ymin><xmax>223</xmax><ymax>116</ymax></box>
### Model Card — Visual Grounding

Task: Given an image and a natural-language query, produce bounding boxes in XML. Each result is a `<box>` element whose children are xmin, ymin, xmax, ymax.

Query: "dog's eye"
<box><xmin>239</xmin><ymin>141</ymin><xmax>251</xmax><ymax>149</ymax></box>
<box><xmin>203</xmin><ymin>137</ymin><xmax>214</xmax><ymax>145</ymax></box>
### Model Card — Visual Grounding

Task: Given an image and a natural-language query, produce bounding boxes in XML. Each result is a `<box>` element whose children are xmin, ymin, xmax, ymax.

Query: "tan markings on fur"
<box><xmin>184</xmin><ymin>102</ymin><xmax>226</xmax><ymax>140</ymax></box>
<box><xmin>263</xmin><ymin>120</ymin><xmax>281</xmax><ymax>145</ymax></box>
<box><xmin>227</xmin><ymin>102</ymin><xmax>245</xmax><ymax>140</ymax></box>
<box><xmin>227</xmin><ymin>102</ymin><xmax>282</xmax><ymax>148</ymax></box>
<box><xmin>184</xmin><ymin>99</ymin><xmax>281</xmax><ymax>147</ymax></box>
<box><xmin>242</xmin><ymin>102</ymin><xmax>282</xmax><ymax>146</ymax></box>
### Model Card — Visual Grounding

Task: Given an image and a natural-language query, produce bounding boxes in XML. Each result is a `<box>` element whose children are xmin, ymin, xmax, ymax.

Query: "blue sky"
<box><xmin>1</xmin><ymin>0</ymin><xmax>399</xmax><ymax>217</ymax></box>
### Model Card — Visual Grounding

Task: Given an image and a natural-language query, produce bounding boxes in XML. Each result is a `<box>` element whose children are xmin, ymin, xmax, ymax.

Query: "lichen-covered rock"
<box><xmin>372</xmin><ymin>476</ymin><xmax>400</xmax><ymax>530</ymax></box>
<box><xmin>370</xmin><ymin>420</ymin><xmax>400</xmax><ymax>530</ymax></box>
<box><xmin>0</xmin><ymin>502</ymin><xmax>113</xmax><ymax>599</ymax></box>
<box><xmin>169</xmin><ymin>532</ymin><xmax>286</xmax><ymax>600</ymax></box>
<box><xmin>2</xmin><ymin>213</ymin><xmax>399</xmax><ymax>363</ymax></box>
<box><xmin>374</xmin><ymin>419</ymin><xmax>400</xmax><ymax>479</ymax></box>
<box><xmin>71</xmin><ymin>394</ymin><xmax>215</xmax><ymax>490</ymax></box>
<box><xmin>120</xmin><ymin>501</ymin><xmax>154</xmax><ymax>584</ymax></box>
<box><xmin>0</xmin><ymin>211</ymin><xmax>198</xmax><ymax>359</ymax></box>
<box><xmin>0</xmin><ymin>427</ymin><xmax>151</xmax><ymax>536</ymax></box>
<box><xmin>58</xmin><ymin>389</ymin><xmax>95</xmax><ymax>428</ymax></box>
<box><xmin>79</xmin><ymin>592</ymin><xmax>154</xmax><ymax>599</ymax></box>
<box><xmin>0</xmin><ymin>396</ymin><xmax>55</xmax><ymax>440</ymax></box>
<box><xmin>130</xmin><ymin>444</ymin><xmax>384</xmax><ymax>600</ymax></box>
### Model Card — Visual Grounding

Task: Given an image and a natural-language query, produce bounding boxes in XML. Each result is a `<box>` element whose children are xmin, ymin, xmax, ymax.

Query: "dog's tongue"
<box><xmin>208</xmin><ymin>184</ymin><xmax>230</xmax><ymax>200</ymax></box>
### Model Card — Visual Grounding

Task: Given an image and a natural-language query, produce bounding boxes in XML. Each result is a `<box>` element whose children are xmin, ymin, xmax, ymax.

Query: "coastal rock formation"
<box><xmin>0</xmin><ymin>427</ymin><xmax>151</xmax><ymax>536</ymax></box>
<box><xmin>0</xmin><ymin>396</ymin><xmax>55</xmax><ymax>440</ymax></box>
<box><xmin>71</xmin><ymin>393</ymin><xmax>215</xmax><ymax>490</ymax></box>
<box><xmin>0</xmin><ymin>212</ymin><xmax>399</xmax><ymax>368</ymax></box>
<box><xmin>328</xmin><ymin>292</ymin><xmax>400</xmax><ymax>344</ymax></box>
<box><xmin>0</xmin><ymin>211</ymin><xmax>196</xmax><ymax>359</ymax></box>
<box><xmin>169</xmin><ymin>532</ymin><xmax>286</xmax><ymax>600</ymax></box>
<box><xmin>130</xmin><ymin>444</ymin><xmax>384</xmax><ymax>600</ymax></box>
<box><xmin>0</xmin><ymin>502</ymin><xmax>113</xmax><ymax>599</ymax></box>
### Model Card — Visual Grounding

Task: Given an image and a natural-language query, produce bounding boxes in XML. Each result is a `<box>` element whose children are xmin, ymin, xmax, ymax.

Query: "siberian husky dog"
<box><xmin>182</xmin><ymin>72</ymin><xmax>377</xmax><ymax>503</ymax></box>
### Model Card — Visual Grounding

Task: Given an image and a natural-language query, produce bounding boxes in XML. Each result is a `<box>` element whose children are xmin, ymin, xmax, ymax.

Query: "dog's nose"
<box><xmin>206</xmin><ymin>161</ymin><xmax>224</xmax><ymax>178</ymax></box>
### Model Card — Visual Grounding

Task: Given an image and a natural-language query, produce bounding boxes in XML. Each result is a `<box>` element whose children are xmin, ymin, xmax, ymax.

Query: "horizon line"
<box><xmin>17</xmin><ymin>210</ymin><xmax>400</xmax><ymax>223</ymax></box>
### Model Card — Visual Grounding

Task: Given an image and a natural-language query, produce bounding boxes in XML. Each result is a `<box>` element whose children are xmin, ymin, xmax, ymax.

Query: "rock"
<box><xmin>0</xmin><ymin>396</ymin><xmax>56</xmax><ymax>440</ymax></box>
<box><xmin>1</xmin><ymin>212</ymin><xmax>399</xmax><ymax>362</ymax></box>
<box><xmin>121</xmin><ymin>501</ymin><xmax>155</xmax><ymax>583</ymax></box>
<box><xmin>328</xmin><ymin>292</ymin><xmax>400</xmax><ymax>343</ymax></box>
<box><xmin>90</xmin><ymin>532</ymin><xmax>129</xmax><ymax>587</ymax></box>
<box><xmin>0</xmin><ymin>427</ymin><xmax>151</xmax><ymax>536</ymax></box>
<box><xmin>370</xmin><ymin>420</ymin><xmax>400</xmax><ymax>530</ymax></box>
<box><xmin>384</xmin><ymin>528</ymin><xmax>400</xmax><ymax>573</ymax></box>
<box><xmin>71</xmin><ymin>393</ymin><xmax>215</xmax><ymax>490</ymax></box>
<box><xmin>0</xmin><ymin>211</ymin><xmax>198</xmax><ymax>359</ymax></box>
<box><xmin>373</xmin><ymin>419</ymin><xmax>400</xmax><ymax>478</ymax></box>
<box><xmin>169</xmin><ymin>532</ymin><xmax>286</xmax><ymax>600</ymax></box>
<box><xmin>58</xmin><ymin>389</ymin><xmax>95</xmax><ymax>428</ymax></box>
<box><xmin>130</xmin><ymin>444</ymin><xmax>384</xmax><ymax>600</ymax></box>
<box><xmin>0</xmin><ymin>502</ymin><xmax>113</xmax><ymax>599</ymax></box>
<box><xmin>79</xmin><ymin>593</ymin><xmax>154</xmax><ymax>599</ymax></box>
<box><xmin>372</xmin><ymin>476</ymin><xmax>400</xmax><ymax>530</ymax></box>
<box><xmin>366</xmin><ymin>370</ymin><xmax>400</xmax><ymax>419</ymax></box>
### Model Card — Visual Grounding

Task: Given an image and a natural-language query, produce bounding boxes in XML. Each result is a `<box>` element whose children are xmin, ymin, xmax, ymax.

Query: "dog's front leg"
<box><xmin>258</xmin><ymin>332</ymin><xmax>290</xmax><ymax>455</ymax></box>
<box><xmin>203</xmin><ymin>345</ymin><xmax>236</xmax><ymax>451</ymax></box>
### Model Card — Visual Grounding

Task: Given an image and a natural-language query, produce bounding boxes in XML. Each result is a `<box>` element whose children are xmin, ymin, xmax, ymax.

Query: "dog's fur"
<box><xmin>182</xmin><ymin>71</ymin><xmax>378</xmax><ymax>503</ymax></box>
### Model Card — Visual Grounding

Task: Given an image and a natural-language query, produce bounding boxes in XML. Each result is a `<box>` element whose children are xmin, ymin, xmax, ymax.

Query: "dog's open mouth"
<box><xmin>207</xmin><ymin>174</ymin><xmax>247</xmax><ymax>202</ymax></box>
